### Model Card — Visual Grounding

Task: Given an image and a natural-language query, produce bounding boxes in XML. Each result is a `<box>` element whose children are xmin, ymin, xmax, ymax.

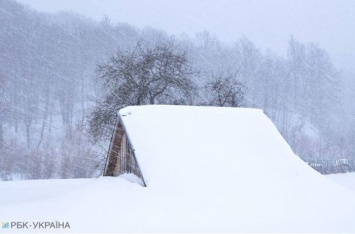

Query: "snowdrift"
<box><xmin>1</xmin><ymin>105</ymin><xmax>355</xmax><ymax>232</ymax></box>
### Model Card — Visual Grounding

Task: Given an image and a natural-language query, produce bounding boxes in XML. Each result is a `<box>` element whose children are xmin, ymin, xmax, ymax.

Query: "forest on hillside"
<box><xmin>1</xmin><ymin>0</ymin><xmax>355</xmax><ymax>180</ymax></box>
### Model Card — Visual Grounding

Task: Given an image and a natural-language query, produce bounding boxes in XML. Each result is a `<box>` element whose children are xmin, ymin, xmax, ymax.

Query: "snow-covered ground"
<box><xmin>1</xmin><ymin>105</ymin><xmax>355</xmax><ymax>232</ymax></box>
<box><xmin>0</xmin><ymin>173</ymin><xmax>353</xmax><ymax>233</ymax></box>
<box><xmin>1</xmin><ymin>174</ymin><xmax>355</xmax><ymax>233</ymax></box>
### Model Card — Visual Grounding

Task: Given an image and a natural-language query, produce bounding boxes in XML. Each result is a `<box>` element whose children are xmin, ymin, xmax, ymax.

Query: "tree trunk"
<box><xmin>26</xmin><ymin>123</ymin><xmax>31</xmax><ymax>149</ymax></box>
<box><xmin>0</xmin><ymin>121</ymin><xmax>3</xmax><ymax>148</ymax></box>
<box><xmin>14</xmin><ymin>96</ymin><xmax>18</xmax><ymax>133</ymax></box>
<box><xmin>36</xmin><ymin>95</ymin><xmax>48</xmax><ymax>151</ymax></box>
<box><xmin>149</xmin><ymin>96</ymin><xmax>155</xmax><ymax>104</ymax></box>
<box><xmin>81</xmin><ymin>75</ymin><xmax>85</xmax><ymax>120</ymax></box>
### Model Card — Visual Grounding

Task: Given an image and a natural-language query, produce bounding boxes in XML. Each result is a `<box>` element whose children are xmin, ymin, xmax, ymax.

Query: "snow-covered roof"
<box><xmin>119</xmin><ymin>105</ymin><xmax>313</xmax><ymax>184</ymax></box>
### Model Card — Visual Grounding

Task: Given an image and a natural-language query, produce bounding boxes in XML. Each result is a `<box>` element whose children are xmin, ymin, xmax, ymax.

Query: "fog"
<box><xmin>17</xmin><ymin>0</ymin><xmax>355</xmax><ymax>69</ymax></box>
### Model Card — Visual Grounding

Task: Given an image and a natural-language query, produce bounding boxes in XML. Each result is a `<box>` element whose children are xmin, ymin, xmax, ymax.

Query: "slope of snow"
<box><xmin>1</xmin><ymin>105</ymin><xmax>355</xmax><ymax>232</ymax></box>
<box><xmin>327</xmin><ymin>173</ymin><xmax>355</xmax><ymax>191</ymax></box>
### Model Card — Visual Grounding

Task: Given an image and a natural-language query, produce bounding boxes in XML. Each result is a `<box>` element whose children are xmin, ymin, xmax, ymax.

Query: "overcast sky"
<box><xmin>17</xmin><ymin>0</ymin><xmax>355</xmax><ymax>69</ymax></box>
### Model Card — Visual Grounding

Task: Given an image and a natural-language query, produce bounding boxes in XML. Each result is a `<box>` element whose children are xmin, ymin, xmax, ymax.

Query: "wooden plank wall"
<box><xmin>104</xmin><ymin>117</ymin><xmax>146</xmax><ymax>186</ymax></box>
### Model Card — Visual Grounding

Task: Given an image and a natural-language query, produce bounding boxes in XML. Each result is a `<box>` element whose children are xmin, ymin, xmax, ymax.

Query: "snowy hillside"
<box><xmin>1</xmin><ymin>106</ymin><xmax>355</xmax><ymax>232</ymax></box>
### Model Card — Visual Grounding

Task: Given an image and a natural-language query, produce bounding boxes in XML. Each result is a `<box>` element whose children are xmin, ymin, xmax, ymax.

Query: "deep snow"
<box><xmin>327</xmin><ymin>172</ymin><xmax>355</xmax><ymax>191</ymax></box>
<box><xmin>1</xmin><ymin>105</ymin><xmax>355</xmax><ymax>232</ymax></box>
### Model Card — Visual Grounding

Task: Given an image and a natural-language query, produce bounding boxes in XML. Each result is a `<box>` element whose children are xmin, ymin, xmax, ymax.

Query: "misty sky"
<box><xmin>17</xmin><ymin>0</ymin><xmax>355</xmax><ymax>69</ymax></box>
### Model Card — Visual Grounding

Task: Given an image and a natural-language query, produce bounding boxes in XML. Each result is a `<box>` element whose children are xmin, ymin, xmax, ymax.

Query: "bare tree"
<box><xmin>99</xmin><ymin>39</ymin><xmax>195</xmax><ymax>104</ymax></box>
<box><xmin>204</xmin><ymin>71</ymin><xmax>245</xmax><ymax>107</ymax></box>
<box><xmin>89</xmin><ymin>39</ymin><xmax>196</xmax><ymax>140</ymax></box>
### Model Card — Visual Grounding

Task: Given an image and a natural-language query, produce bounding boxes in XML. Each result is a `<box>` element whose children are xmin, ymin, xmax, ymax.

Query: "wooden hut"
<box><xmin>103</xmin><ymin>115</ymin><xmax>146</xmax><ymax>186</ymax></box>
